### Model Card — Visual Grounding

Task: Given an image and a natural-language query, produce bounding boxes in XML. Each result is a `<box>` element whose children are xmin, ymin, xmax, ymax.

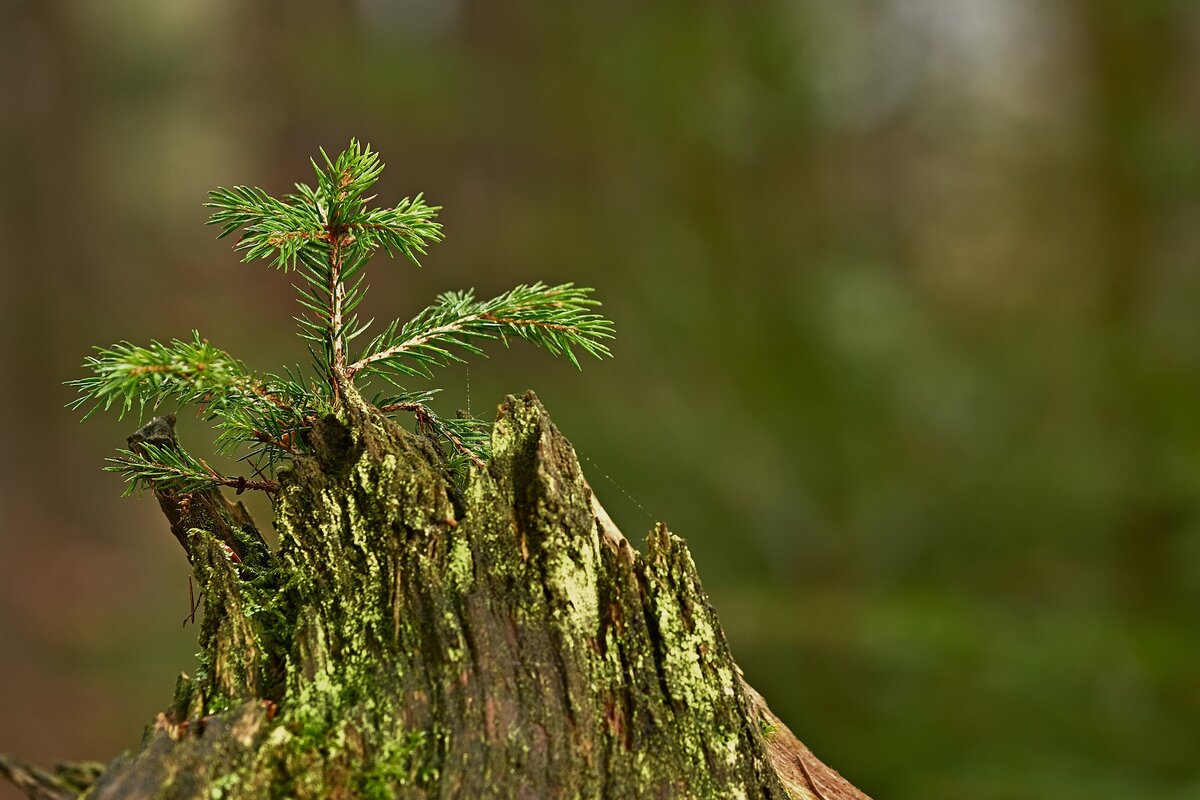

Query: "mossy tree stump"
<box><xmin>2</xmin><ymin>392</ymin><xmax>870</xmax><ymax>800</ymax></box>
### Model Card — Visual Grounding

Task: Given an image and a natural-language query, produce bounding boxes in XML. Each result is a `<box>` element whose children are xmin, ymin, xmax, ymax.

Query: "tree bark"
<box><xmin>2</xmin><ymin>392</ymin><xmax>870</xmax><ymax>800</ymax></box>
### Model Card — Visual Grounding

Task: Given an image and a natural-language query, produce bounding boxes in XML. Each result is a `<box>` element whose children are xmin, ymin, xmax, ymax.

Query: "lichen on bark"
<box><xmin>4</xmin><ymin>391</ymin><xmax>870</xmax><ymax>800</ymax></box>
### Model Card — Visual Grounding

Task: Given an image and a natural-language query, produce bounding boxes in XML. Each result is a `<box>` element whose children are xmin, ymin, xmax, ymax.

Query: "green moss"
<box><xmin>543</xmin><ymin>541</ymin><xmax>600</xmax><ymax>644</ymax></box>
<box><xmin>359</xmin><ymin>730</ymin><xmax>435</xmax><ymax>799</ymax></box>
<box><xmin>87</xmin><ymin>394</ymin><xmax>792</xmax><ymax>799</ymax></box>
<box><xmin>207</xmin><ymin>772</ymin><xmax>241</xmax><ymax>800</ymax></box>
<box><xmin>447</xmin><ymin>535</ymin><xmax>474</xmax><ymax>593</ymax></box>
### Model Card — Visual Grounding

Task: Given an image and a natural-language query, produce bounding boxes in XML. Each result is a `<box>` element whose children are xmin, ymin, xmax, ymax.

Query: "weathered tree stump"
<box><xmin>2</xmin><ymin>392</ymin><xmax>870</xmax><ymax>800</ymax></box>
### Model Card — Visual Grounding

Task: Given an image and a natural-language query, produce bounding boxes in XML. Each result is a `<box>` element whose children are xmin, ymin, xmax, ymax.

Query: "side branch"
<box><xmin>108</xmin><ymin>443</ymin><xmax>279</xmax><ymax>496</ymax></box>
<box><xmin>347</xmin><ymin>282</ymin><xmax>613</xmax><ymax>378</ymax></box>
<box><xmin>346</xmin><ymin>315</ymin><xmax>489</xmax><ymax>375</ymax></box>
<box><xmin>378</xmin><ymin>401</ymin><xmax>488</xmax><ymax>469</ymax></box>
<box><xmin>0</xmin><ymin>755</ymin><xmax>103</xmax><ymax>800</ymax></box>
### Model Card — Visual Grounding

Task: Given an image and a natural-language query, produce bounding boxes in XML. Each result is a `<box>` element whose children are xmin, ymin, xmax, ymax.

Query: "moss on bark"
<box><xmin>5</xmin><ymin>391</ymin><xmax>870</xmax><ymax>800</ymax></box>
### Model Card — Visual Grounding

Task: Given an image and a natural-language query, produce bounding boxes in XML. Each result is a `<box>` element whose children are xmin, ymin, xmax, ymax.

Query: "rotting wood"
<box><xmin>4</xmin><ymin>391</ymin><xmax>871</xmax><ymax>800</ymax></box>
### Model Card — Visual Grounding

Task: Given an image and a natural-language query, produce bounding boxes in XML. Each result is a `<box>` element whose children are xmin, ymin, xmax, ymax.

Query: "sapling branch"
<box><xmin>108</xmin><ymin>442</ymin><xmax>279</xmax><ymax>496</ymax></box>
<box><xmin>349</xmin><ymin>283</ymin><xmax>613</xmax><ymax>380</ymax></box>
<box><xmin>379</xmin><ymin>401</ymin><xmax>489</xmax><ymax>469</ymax></box>
<box><xmin>72</xmin><ymin>139</ymin><xmax>613</xmax><ymax>500</ymax></box>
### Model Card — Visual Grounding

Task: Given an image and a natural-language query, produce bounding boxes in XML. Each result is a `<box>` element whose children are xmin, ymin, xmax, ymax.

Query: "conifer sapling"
<box><xmin>69</xmin><ymin>140</ymin><xmax>614</xmax><ymax>495</ymax></box>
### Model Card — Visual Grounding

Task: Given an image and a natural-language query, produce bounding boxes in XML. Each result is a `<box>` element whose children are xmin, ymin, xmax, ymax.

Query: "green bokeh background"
<box><xmin>3</xmin><ymin>2</ymin><xmax>1200</xmax><ymax>798</ymax></box>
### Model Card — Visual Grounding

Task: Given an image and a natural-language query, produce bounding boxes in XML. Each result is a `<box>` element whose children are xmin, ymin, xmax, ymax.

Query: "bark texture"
<box><xmin>2</xmin><ymin>392</ymin><xmax>870</xmax><ymax>800</ymax></box>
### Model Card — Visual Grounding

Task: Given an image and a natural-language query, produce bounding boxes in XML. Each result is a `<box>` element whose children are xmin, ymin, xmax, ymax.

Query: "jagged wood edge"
<box><xmin>588</xmin><ymin>487</ymin><xmax>869</xmax><ymax>800</ymax></box>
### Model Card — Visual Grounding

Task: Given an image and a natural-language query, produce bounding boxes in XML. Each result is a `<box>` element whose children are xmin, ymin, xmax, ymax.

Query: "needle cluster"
<box><xmin>70</xmin><ymin>140</ymin><xmax>613</xmax><ymax>495</ymax></box>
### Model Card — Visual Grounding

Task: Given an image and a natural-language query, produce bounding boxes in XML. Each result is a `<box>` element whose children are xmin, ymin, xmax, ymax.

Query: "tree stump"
<box><xmin>2</xmin><ymin>392</ymin><xmax>870</xmax><ymax>800</ymax></box>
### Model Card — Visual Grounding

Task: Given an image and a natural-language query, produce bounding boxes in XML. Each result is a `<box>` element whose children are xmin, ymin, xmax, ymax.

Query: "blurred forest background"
<box><xmin>2</xmin><ymin>1</ymin><xmax>1199</xmax><ymax>798</ymax></box>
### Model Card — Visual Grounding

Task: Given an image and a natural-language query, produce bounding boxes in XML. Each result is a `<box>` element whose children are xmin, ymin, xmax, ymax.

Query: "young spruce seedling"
<box><xmin>69</xmin><ymin>140</ymin><xmax>614</xmax><ymax>494</ymax></box>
